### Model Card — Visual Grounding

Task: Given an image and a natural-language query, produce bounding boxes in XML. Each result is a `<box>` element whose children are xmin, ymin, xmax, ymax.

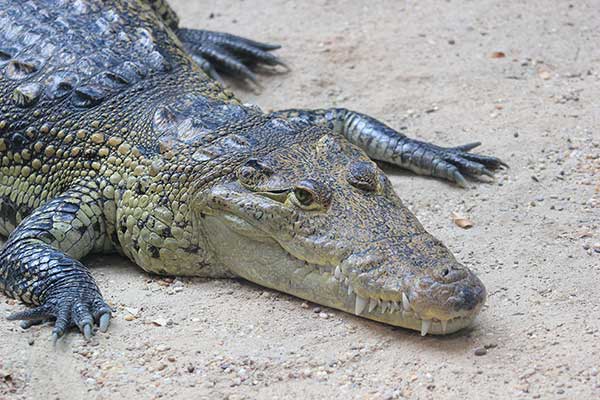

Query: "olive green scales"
<box><xmin>0</xmin><ymin>0</ymin><xmax>506</xmax><ymax>340</ymax></box>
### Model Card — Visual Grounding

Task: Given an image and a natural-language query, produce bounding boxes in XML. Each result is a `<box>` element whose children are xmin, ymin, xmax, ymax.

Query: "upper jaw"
<box><xmin>329</xmin><ymin>261</ymin><xmax>482</xmax><ymax>335</ymax></box>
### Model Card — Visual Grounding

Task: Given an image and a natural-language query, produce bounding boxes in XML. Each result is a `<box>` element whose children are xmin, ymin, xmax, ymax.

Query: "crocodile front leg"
<box><xmin>272</xmin><ymin>108</ymin><xmax>506</xmax><ymax>187</ymax></box>
<box><xmin>0</xmin><ymin>185</ymin><xmax>112</xmax><ymax>341</ymax></box>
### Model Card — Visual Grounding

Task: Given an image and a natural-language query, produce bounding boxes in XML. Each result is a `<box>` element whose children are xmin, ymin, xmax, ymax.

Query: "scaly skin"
<box><xmin>0</xmin><ymin>0</ymin><xmax>505</xmax><ymax>340</ymax></box>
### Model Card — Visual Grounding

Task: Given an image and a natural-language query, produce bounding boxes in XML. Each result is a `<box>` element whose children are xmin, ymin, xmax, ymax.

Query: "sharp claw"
<box><xmin>235</xmin><ymin>36</ymin><xmax>281</xmax><ymax>51</ymax></box>
<box><xmin>240</xmin><ymin>68</ymin><xmax>259</xmax><ymax>85</ymax></box>
<box><xmin>453</xmin><ymin>142</ymin><xmax>481</xmax><ymax>152</ymax></box>
<box><xmin>99</xmin><ymin>313</ymin><xmax>111</xmax><ymax>333</ymax></box>
<box><xmin>276</xmin><ymin>59</ymin><xmax>291</xmax><ymax>72</ymax></box>
<box><xmin>50</xmin><ymin>332</ymin><xmax>59</xmax><ymax>346</ymax></box>
<box><xmin>453</xmin><ymin>171</ymin><xmax>468</xmax><ymax>188</ymax></box>
<box><xmin>479</xmin><ymin>157</ymin><xmax>507</xmax><ymax>171</ymax></box>
<box><xmin>481</xmin><ymin>167</ymin><xmax>495</xmax><ymax>177</ymax></box>
<box><xmin>83</xmin><ymin>324</ymin><xmax>93</xmax><ymax>340</ymax></box>
<box><xmin>252</xmin><ymin>42</ymin><xmax>281</xmax><ymax>51</ymax></box>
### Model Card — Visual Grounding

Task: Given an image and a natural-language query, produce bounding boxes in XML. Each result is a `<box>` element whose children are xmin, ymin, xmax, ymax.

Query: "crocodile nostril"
<box><xmin>438</xmin><ymin>265</ymin><xmax>467</xmax><ymax>283</ymax></box>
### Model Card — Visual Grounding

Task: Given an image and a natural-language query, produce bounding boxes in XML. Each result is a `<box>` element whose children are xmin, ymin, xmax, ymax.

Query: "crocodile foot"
<box><xmin>178</xmin><ymin>28</ymin><xmax>288</xmax><ymax>84</ymax></box>
<box><xmin>7</xmin><ymin>286</ymin><xmax>112</xmax><ymax>343</ymax></box>
<box><xmin>405</xmin><ymin>140</ymin><xmax>508</xmax><ymax>187</ymax></box>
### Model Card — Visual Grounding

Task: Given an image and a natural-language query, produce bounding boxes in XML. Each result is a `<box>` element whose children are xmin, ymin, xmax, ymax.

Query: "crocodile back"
<box><xmin>0</xmin><ymin>0</ymin><xmax>193</xmax><ymax>122</ymax></box>
<box><xmin>0</xmin><ymin>0</ymin><xmax>229</xmax><ymax>235</ymax></box>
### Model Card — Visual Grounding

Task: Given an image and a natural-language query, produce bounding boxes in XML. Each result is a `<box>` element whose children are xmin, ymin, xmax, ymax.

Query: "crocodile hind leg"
<box><xmin>0</xmin><ymin>185</ymin><xmax>112</xmax><ymax>341</ymax></box>
<box><xmin>143</xmin><ymin>0</ymin><xmax>286</xmax><ymax>83</ymax></box>
<box><xmin>272</xmin><ymin>108</ymin><xmax>507</xmax><ymax>187</ymax></box>
<box><xmin>177</xmin><ymin>29</ymin><xmax>287</xmax><ymax>84</ymax></box>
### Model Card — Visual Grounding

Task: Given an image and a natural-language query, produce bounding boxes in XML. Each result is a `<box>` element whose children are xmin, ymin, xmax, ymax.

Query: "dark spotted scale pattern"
<box><xmin>0</xmin><ymin>0</ymin><xmax>505</xmax><ymax>339</ymax></box>
<box><xmin>0</xmin><ymin>0</ymin><xmax>233</xmax><ymax>230</ymax></box>
<box><xmin>0</xmin><ymin>0</ymin><xmax>238</xmax><ymax>339</ymax></box>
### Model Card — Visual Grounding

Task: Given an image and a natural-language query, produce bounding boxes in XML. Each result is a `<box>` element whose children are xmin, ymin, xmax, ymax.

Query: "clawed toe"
<box><xmin>178</xmin><ymin>28</ymin><xmax>287</xmax><ymax>84</ymax></box>
<box><xmin>8</xmin><ymin>304</ymin><xmax>52</xmax><ymax>323</ymax></box>
<box><xmin>97</xmin><ymin>310</ymin><xmax>112</xmax><ymax>333</ymax></box>
<box><xmin>7</xmin><ymin>292</ymin><xmax>112</xmax><ymax>341</ymax></box>
<box><xmin>438</xmin><ymin>144</ymin><xmax>508</xmax><ymax>187</ymax></box>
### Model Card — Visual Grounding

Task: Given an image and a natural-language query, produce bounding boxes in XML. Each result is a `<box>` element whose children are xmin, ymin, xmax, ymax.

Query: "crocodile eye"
<box><xmin>290</xmin><ymin>179</ymin><xmax>331</xmax><ymax>211</ymax></box>
<box><xmin>293</xmin><ymin>187</ymin><xmax>314</xmax><ymax>207</ymax></box>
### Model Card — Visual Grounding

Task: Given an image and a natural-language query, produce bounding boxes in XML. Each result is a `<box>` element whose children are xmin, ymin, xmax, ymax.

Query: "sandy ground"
<box><xmin>1</xmin><ymin>0</ymin><xmax>599</xmax><ymax>399</ymax></box>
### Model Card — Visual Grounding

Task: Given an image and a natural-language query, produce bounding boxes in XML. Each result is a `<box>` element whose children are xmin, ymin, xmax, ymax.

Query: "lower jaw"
<box><xmin>300</xmin><ymin>265</ymin><xmax>475</xmax><ymax>335</ymax></box>
<box><xmin>232</xmin><ymin>257</ymin><xmax>475</xmax><ymax>335</ymax></box>
<box><xmin>343</xmin><ymin>304</ymin><xmax>474</xmax><ymax>335</ymax></box>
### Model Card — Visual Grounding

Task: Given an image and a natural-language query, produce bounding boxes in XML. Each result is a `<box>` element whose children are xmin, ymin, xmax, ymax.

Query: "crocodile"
<box><xmin>0</xmin><ymin>0</ymin><xmax>506</xmax><ymax>340</ymax></box>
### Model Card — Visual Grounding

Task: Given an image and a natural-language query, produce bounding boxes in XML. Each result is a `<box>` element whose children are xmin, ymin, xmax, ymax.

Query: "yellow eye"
<box><xmin>289</xmin><ymin>180</ymin><xmax>330</xmax><ymax>211</ymax></box>
<box><xmin>293</xmin><ymin>187</ymin><xmax>314</xmax><ymax>207</ymax></box>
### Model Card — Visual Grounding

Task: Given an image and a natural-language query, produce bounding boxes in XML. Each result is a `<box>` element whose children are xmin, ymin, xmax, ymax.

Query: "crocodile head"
<box><xmin>197</xmin><ymin>125</ymin><xmax>486</xmax><ymax>335</ymax></box>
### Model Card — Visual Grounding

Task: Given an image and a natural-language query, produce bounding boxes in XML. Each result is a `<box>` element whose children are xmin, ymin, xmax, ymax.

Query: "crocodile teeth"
<box><xmin>421</xmin><ymin>319</ymin><xmax>432</xmax><ymax>336</ymax></box>
<box><xmin>347</xmin><ymin>284</ymin><xmax>354</xmax><ymax>296</ymax></box>
<box><xmin>441</xmin><ymin>320</ymin><xmax>448</xmax><ymax>334</ymax></box>
<box><xmin>368</xmin><ymin>297</ymin><xmax>378</xmax><ymax>313</ymax></box>
<box><xmin>354</xmin><ymin>296</ymin><xmax>368</xmax><ymax>315</ymax></box>
<box><xmin>402</xmin><ymin>292</ymin><xmax>411</xmax><ymax>311</ymax></box>
<box><xmin>380</xmin><ymin>301</ymin><xmax>389</xmax><ymax>313</ymax></box>
<box><xmin>334</xmin><ymin>266</ymin><xmax>342</xmax><ymax>280</ymax></box>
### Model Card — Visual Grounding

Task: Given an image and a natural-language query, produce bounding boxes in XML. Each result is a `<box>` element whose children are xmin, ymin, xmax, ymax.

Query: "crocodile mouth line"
<box><xmin>293</xmin><ymin>259</ymin><xmax>473</xmax><ymax>336</ymax></box>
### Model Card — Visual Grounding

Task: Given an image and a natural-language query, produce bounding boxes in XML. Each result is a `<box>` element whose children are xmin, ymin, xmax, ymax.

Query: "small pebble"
<box><xmin>156</xmin><ymin>344</ymin><xmax>171</xmax><ymax>352</ymax></box>
<box><xmin>301</xmin><ymin>368</ymin><xmax>312</xmax><ymax>378</ymax></box>
<box><xmin>318</xmin><ymin>312</ymin><xmax>329</xmax><ymax>319</ymax></box>
<box><xmin>474</xmin><ymin>347</ymin><xmax>487</xmax><ymax>356</ymax></box>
